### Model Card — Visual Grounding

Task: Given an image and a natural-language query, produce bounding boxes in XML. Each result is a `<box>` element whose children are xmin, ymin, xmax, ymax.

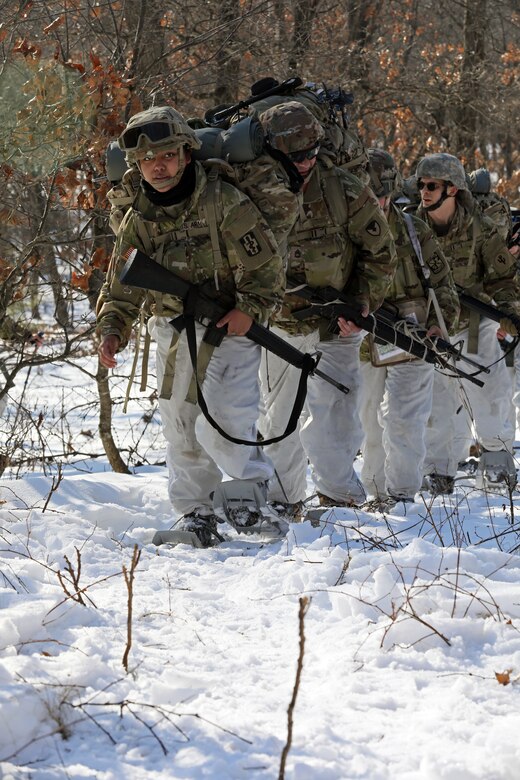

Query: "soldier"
<box><xmin>240</xmin><ymin>76</ymin><xmax>371</xmax><ymax>184</ymax></box>
<box><xmin>258</xmin><ymin>110</ymin><xmax>397</xmax><ymax>514</ymax></box>
<box><xmin>97</xmin><ymin>106</ymin><xmax>286</xmax><ymax>547</ymax></box>
<box><xmin>357</xmin><ymin>150</ymin><xmax>459</xmax><ymax>510</ymax></box>
<box><xmin>416</xmin><ymin>153</ymin><xmax>520</xmax><ymax>492</ymax></box>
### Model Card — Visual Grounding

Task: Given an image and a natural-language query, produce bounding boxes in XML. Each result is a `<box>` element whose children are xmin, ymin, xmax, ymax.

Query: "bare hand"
<box><xmin>426</xmin><ymin>325</ymin><xmax>443</xmax><ymax>338</ymax></box>
<box><xmin>216</xmin><ymin>308</ymin><xmax>253</xmax><ymax>336</ymax></box>
<box><xmin>337</xmin><ymin>304</ymin><xmax>368</xmax><ymax>337</ymax></box>
<box><xmin>98</xmin><ymin>334</ymin><xmax>121</xmax><ymax>368</ymax></box>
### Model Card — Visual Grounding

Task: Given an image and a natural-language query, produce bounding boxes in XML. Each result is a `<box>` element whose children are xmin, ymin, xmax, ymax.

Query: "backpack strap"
<box><xmin>203</xmin><ymin>166</ymin><xmax>224</xmax><ymax>291</ymax></box>
<box><xmin>402</xmin><ymin>210</ymin><xmax>449</xmax><ymax>340</ymax></box>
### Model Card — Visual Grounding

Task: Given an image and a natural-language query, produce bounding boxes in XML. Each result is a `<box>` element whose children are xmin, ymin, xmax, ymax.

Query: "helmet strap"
<box><xmin>422</xmin><ymin>183</ymin><xmax>453</xmax><ymax>213</ymax></box>
<box><xmin>265</xmin><ymin>142</ymin><xmax>304</xmax><ymax>193</ymax></box>
<box><xmin>137</xmin><ymin>146</ymin><xmax>187</xmax><ymax>190</ymax></box>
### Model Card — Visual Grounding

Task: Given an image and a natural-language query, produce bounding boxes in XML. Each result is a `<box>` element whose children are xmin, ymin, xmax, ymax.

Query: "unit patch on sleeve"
<box><xmin>366</xmin><ymin>220</ymin><xmax>381</xmax><ymax>237</ymax></box>
<box><xmin>427</xmin><ymin>252</ymin><xmax>445</xmax><ymax>275</ymax></box>
<box><xmin>239</xmin><ymin>231</ymin><xmax>262</xmax><ymax>257</ymax></box>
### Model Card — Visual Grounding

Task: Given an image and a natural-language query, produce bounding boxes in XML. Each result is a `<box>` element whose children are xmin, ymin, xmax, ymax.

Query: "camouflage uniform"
<box><xmin>359</xmin><ymin>151</ymin><xmax>460</xmax><ymax>501</ymax></box>
<box><xmin>259</xmin><ymin>158</ymin><xmax>397</xmax><ymax>506</ymax></box>
<box><xmin>468</xmin><ymin>169</ymin><xmax>513</xmax><ymax>242</ymax></box>
<box><xmin>233</xmin><ymin>102</ymin><xmax>325</xmax><ymax>252</ymax></box>
<box><xmin>97</xmin><ymin>107</ymin><xmax>285</xmax><ymax>519</ymax></box>
<box><xmin>105</xmin><ymin>105</ymin><xmax>309</xmax><ymax>248</ymax></box>
<box><xmin>245</xmin><ymin>83</ymin><xmax>370</xmax><ymax>184</ymax></box>
<box><xmin>416</xmin><ymin>154</ymin><xmax>520</xmax><ymax>478</ymax></box>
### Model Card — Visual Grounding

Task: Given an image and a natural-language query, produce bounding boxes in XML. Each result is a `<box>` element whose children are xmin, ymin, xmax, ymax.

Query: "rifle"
<box><xmin>455</xmin><ymin>286</ymin><xmax>520</xmax><ymax>333</ymax></box>
<box><xmin>118</xmin><ymin>248</ymin><xmax>351</xmax><ymax>447</ymax></box>
<box><xmin>286</xmin><ymin>280</ymin><xmax>489</xmax><ymax>387</ymax></box>
<box><xmin>210</xmin><ymin>77</ymin><xmax>303</xmax><ymax>125</ymax></box>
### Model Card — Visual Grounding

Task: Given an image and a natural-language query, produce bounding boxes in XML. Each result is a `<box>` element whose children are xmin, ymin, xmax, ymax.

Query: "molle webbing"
<box><xmin>290</xmin><ymin>167</ymin><xmax>348</xmax><ymax>243</ymax></box>
<box><xmin>204</xmin><ymin>170</ymin><xmax>224</xmax><ymax>289</ymax></box>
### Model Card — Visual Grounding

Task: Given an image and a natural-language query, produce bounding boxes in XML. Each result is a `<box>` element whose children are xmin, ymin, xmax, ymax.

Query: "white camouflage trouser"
<box><xmin>511</xmin><ymin>341</ymin><xmax>520</xmax><ymax>434</ymax></box>
<box><xmin>260</xmin><ymin>327</ymin><xmax>365</xmax><ymax>504</ymax></box>
<box><xmin>151</xmin><ymin>316</ymin><xmax>273</xmax><ymax>516</ymax></box>
<box><xmin>359</xmin><ymin>359</ymin><xmax>434</xmax><ymax>499</ymax></box>
<box><xmin>424</xmin><ymin>317</ymin><xmax>514</xmax><ymax>477</ymax></box>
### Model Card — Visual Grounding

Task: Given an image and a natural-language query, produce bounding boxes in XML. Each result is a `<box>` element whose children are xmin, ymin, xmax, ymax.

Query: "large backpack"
<box><xmin>222</xmin><ymin>77</ymin><xmax>370</xmax><ymax>183</ymax></box>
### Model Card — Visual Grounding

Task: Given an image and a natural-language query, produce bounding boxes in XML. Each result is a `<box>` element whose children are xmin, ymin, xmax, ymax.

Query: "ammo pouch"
<box><xmin>368</xmin><ymin>298</ymin><xmax>428</xmax><ymax>367</ymax></box>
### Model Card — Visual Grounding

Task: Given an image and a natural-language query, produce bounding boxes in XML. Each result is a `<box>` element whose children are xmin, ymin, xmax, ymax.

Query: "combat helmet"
<box><xmin>467</xmin><ymin>168</ymin><xmax>491</xmax><ymax>195</ymax></box>
<box><xmin>118</xmin><ymin>106</ymin><xmax>202</xmax><ymax>166</ymax></box>
<box><xmin>259</xmin><ymin>101</ymin><xmax>324</xmax><ymax>157</ymax></box>
<box><xmin>368</xmin><ymin>148</ymin><xmax>403</xmax><ymax>198</ymax></box>
<box><xmin>415</xmin><ymin>153</ymin><xmax>467</xmax><ymax>191</ymax></box>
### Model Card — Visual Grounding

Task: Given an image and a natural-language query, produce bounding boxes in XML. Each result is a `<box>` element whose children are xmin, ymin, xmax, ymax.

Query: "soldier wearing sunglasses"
<box><xmin>97</xmin><ymin>106</ymin><xmax>286</xmax><ymax>546</ymax></box>
<box><xmin>257</xmin><ymin>103</ymin><xmax>397</xmax><ymax>516</ymax></box>
<box><xmin>416</xmin><ymin>153</ymin><xmax>520</xmax><ymax>493</ymax></box>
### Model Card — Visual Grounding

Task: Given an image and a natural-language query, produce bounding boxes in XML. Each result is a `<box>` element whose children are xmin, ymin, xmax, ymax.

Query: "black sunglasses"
<box><xmin>119</xmin><ymin>122</ymin><xmax>175</xmax><ymax>150</ymax></box>
<box><xmin>286</xmin><ymin>144</ymin><xmax>320</xmax><ymax>163</ymax></box>
<box><xmin>417</xmin><ymin>180</ymin><xmax>443</xmax><ymax>191</ymax></box>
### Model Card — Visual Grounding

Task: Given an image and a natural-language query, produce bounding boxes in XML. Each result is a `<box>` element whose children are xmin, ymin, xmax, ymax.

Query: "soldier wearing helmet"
<box><xmin>415</xmin><ymin>152</ymin><xmax>520</xmax><ymax>493</ymax></box>
<box><xmin>231</xmin><ymin>102</ymin><xmax>323</xmax><ymax>256</ymax></box>
<box><xmin>258</xmin><ymin>127</ymin><xmax>397</xmax><ymax>516</ymax></box>
<box><xmin>97</xmin><ymin>106</ymin><xmax>286</xmax><ymax>547</ymax></box>
<box><xmin>357</xmin><ymin>149</ymin><xmax>459</xmax><ymax>511</ymax></box>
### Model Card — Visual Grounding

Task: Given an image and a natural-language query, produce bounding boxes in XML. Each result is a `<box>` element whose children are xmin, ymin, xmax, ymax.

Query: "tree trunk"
<box><xmin>214</xmin><ymin>0</ymin><xmax>241</xmax><ymax>105</ymax></box>
<box><xmin>456</xmin><ymin>0</ymin><xmax>487</xmax><ymax>163</ymax></box>
<box><xmin>97</xmin><ymin>363</ymin><xmax>131</xmax><ymax>474</ymax></box>
<box><xmin>288</xmin><ymin>0</ymin><xmax>320</xmax><ymax>74</ymax></box>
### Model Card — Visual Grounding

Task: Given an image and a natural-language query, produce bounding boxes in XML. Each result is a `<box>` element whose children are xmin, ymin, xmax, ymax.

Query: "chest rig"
<box><xmin>288</xmin><ymin>161</ymin><xmax>354</xmax><ymax>289</ymax></box>
<box><xmin>124</xmin><ymin>169</ymin><xmax>228</xmax><ymax>405</ymax></box>
<box><xmin>436</xmin><ymin>207</ymin><xmax>482</xmax><ymax>351</ymax></box>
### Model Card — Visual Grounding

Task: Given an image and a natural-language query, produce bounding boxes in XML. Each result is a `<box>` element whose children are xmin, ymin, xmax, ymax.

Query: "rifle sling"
<box><xmin>181</xmin><ymin>308</ymin><xmax>312</xmax><ymax>447</ymax></box>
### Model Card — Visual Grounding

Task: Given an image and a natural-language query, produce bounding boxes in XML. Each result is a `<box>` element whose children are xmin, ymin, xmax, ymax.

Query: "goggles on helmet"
<box><xmin>119</xmin><ymin>121</ymin><xmax>178</xmax><ymax>151</ymax></box>
<box><xmin>286</xmin><ymin>143</ymin><xmax>320</xmax><ymax>163</ymax></box>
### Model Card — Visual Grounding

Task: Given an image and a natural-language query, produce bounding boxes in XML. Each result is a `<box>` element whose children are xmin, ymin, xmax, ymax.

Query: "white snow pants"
<box><xmin>512</xmin><ymin>342</ymin><xmax>520</xmax><ymax>434</ymax></box>
<box><xmin>151</xmin><ymin>316</ymin><xmax>273</xmax><ymax>516</ymax></box>
<box><xmin>260</xmin><ymin>327</ymin><xmax>365</xmax><ymax>504</ymax></box>
<box><xmin>424</xmin><ymin>317</ymin><xmax>514</xmax><ymax>477</ymax></box>
<box><xmin>359</xmin><ymin>359</ymin><xmax>434</xmax><ymax>499</ymax></box>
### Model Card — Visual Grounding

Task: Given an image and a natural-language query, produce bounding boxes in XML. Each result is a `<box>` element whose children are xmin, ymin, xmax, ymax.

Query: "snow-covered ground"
<box><xmin>2</xmin><ymin>351</ymin><xmax>520</xmax><ymax>779</ymax></box>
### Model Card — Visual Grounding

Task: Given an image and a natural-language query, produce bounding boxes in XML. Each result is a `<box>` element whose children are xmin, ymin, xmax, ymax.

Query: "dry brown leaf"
<box><xmin>495</xmin><ymin>670</ymin><xmax>513</xmax><ymax>686</ymax></box>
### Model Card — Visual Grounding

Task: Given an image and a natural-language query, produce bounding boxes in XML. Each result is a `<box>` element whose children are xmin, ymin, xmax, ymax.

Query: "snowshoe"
<box><xmin>212</xmin><ymin>479</ymin><xmax>289</xmax><ymax>538</ymax></box>
<box><xmin>152</xmin><ymin>511</ymin><xmax>225</xmax><ymax>548</ymax></box>
<box><xmin>423</xmin><ymin>473</ymin><xmax>455</xmax><ymax>496</ymax></box>
<box><xmin>475</xmin><ymin>450</ymin><xmax>517</xmax><ymax>490</ymax></box>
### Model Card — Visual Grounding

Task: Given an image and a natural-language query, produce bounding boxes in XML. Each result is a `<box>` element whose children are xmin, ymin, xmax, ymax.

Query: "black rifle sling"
<box><xmin>181</xmin><ymin>293</ymin><xmax>313</xmax><ymax>446</ymax></box>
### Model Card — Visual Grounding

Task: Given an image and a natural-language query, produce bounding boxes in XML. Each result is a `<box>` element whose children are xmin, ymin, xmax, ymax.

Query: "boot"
<box><xmin>152</xmin><ymin>511</ymin><xmax>224</xmax><ymax>548</ymax></box>
<box><xmin>424</xmin><ymin>473</ymin><xmax>455</xmax><ymax>496</ymax></box>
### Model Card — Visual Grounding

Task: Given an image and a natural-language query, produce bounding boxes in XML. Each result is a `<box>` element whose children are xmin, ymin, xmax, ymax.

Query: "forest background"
<box><xmin>0</xmin><ymin>0</ymin><xmax>519</xmax><ymax>474</ymax></box>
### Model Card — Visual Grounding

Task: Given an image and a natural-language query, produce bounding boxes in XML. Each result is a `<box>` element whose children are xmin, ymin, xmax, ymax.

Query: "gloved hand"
<box><xmin>499</xmin><ymin>317</ymin><xmax>518</xmax><ymax>337</ymax></box>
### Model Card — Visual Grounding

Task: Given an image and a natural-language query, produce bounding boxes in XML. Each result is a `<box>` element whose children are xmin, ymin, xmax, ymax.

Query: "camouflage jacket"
<box><xmin>274</xmin><ymin>159</ymin><xmax>397</xmax><ymax>335</ymax></box>
<box><xmin>97</xmin><ymin>162</ymin><xmax>285</xmax><ymax>349</ymax></box>
<box><xmin>248</xmin><ymin>91</ymin><xmax>370</xmax><ymax>183</ymax></box>
<box><xmin>418</xmin><ymin>198</ymin><xmax>520</xmax><ymax>330</ymax></box>
<box><xmin>107</xmin><ymin>157</ymin><xmax>301</xmax><ymax>252</ymax></box>
<box><xmin>384</xmin><ymin>205</ymin><xmax>459</xmax><ymax>333</ymax></box>
<box><xmin>233</xmin><ymin>154</ymin><xmax>302</xmax><ymax>251</ymax></box>
<box><xmin>473</xmin><ymin>192</ymin><xmax>512</xmax><ymax>242</ymax></box>
<box><xmin>359</xmin><ymin>205</ymin><xmax>459</xmax><ymax>362</ymax></box>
